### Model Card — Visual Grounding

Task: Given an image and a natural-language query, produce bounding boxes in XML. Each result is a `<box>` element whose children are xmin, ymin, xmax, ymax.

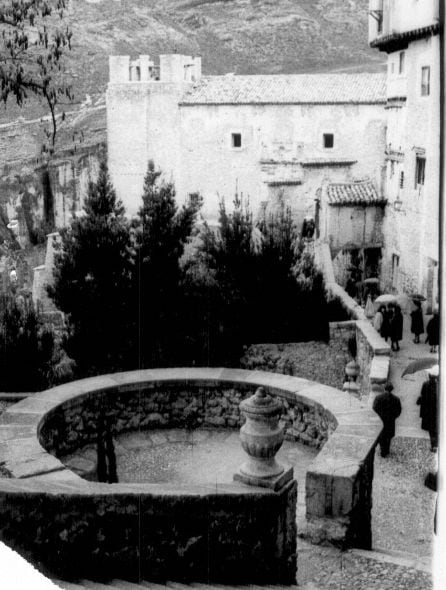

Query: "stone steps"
<box><xmin>53</xmin><ymin>579</ymin><xmax>303</xmax><ymax>590</ymax></box>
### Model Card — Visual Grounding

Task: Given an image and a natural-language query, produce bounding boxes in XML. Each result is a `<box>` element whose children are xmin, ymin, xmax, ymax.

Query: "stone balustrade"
<box><xmin>0</xmin><ymin>368</ymin><xmax>382</xmax><ymax>582</ymax></box>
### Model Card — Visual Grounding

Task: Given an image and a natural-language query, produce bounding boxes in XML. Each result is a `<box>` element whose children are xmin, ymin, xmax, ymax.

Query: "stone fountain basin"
<box><xmin>0</xmin><ymin>368</ymin><xmax>382</xmax><ymax>583</ymax></box>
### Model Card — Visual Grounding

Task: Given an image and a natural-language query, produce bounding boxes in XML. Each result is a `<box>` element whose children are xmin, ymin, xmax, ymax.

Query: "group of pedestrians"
<box><xmin>411</xmin><ymin>306</ymin><xmax>440</xmax><ymax>353</ymax></box>
<box><xmin>371</xmin><ymin>300</ymin><xmax>440</xmax><ymax>460</ymax></box>
<box><xmin>373</xmin><ymin>304</ymin><xmax>403</xmax><ymax>351</ymax></box>
<box><xmin>373</xmin><ymin>301</ymin><xmax>439</xmax><ymax>353</ymax></box>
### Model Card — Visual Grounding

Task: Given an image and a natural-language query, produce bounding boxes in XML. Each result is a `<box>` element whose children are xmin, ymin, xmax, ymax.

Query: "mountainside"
<box><xmin>1</xmin><ymin>0</ymin><xmax>385</xmax><ymax>129</ymax></box>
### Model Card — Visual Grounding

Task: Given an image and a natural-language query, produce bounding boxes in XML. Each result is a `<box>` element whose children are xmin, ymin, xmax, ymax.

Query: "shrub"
<box><xmin>0</xmin><ymin>294</ymin><xmax>56</xmax><ymax>391</ymax></box>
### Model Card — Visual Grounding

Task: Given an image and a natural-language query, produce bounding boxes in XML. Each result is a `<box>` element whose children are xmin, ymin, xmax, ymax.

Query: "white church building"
<box><xmin>106</xmin><ymin>54</ymin><xmax>388</xmax><ymax>251</ymax></box>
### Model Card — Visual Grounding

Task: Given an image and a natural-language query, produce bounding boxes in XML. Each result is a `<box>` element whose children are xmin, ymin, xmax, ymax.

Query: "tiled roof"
<box><xmin>180</xmin><ymin>73</ymin><xmax>386</xmax><ymax>105</ymax></box>
<box><xmin>327</xmin><ymin>181</ymin><xmax>387</xmax><ymax>206</ymax></box>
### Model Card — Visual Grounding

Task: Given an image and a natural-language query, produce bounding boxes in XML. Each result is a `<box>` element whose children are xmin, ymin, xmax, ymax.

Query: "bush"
<box><xmin>180</xmin><ymin>196</ymin><xmax>330</xmax><ymax>366</ymax></box>
<box><xmin>0</xmin><ymin>294</ymin><xmax>56</xmax><ymax>391</ymax></box>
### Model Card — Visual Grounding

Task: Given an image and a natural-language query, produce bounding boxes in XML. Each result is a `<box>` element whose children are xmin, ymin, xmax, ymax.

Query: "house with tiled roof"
<box><xmin>107</xmin><ymin>54</ymin><xmax>388</xmax><ymax>273</ymax></box>
<box><xmin>368</xmin><ymin>0</ymin><xmax>440</xmax><ymax>311</ymax></box>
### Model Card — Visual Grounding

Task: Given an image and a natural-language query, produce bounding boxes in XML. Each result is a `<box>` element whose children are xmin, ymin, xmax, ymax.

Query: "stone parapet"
<box><xmin>0</xmin><ymin>368</ymin><xmax>382</xmax><ymax>578</ymax></box>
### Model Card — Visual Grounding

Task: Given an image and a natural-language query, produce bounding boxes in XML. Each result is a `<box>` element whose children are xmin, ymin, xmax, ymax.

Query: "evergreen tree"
<box><xmin>0</xmin><ymin>293</ymin><xmax>56</xmax><ymax>391</ymax></box>
<box><xmin>49</xmin><ymin>161</ymin><xmax>135</xmax><ymax>375</ymax></box>
<box><xmin>136</xmin><ymin>161</ymin><xmax>201</xmax><ymax>366</ymax></box>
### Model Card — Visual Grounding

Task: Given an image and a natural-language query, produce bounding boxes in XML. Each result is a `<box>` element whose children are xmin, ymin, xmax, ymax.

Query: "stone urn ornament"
<box><xmin>234</xmin><ymin>387</ymin><xmax>293</xmax><ymax>490</ymax></box>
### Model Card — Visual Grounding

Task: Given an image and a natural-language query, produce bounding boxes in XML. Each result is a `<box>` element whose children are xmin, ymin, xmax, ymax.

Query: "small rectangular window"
<box><xmin>232</xmin><ymin>133</ymin><xmax>242</xmax><ymax>148</ymax></box>
<box><xmin>399</xmin><ymin>170</ymin><xmax>404</xmax><ymax>188</ymax></box>
<box><xmin>323</xmin><ymin>133</ymin><xmax>334</xmax><ymax>149</ymax></box>
<box><xmin>415</xmin><ymin>157</ymin><xmax>426</xmax><ymax>187</ymax></box>
<box><xmin>188</xmin><ymin>192</ymin><xmax>201</xmax><ymax>208</ymax></box>
<box><xmin>399</xmin><ymin>51</ymin><xmax>405</xmax><ymax>74</ymax></box>
<box><xmin>421</xmin><ymin>66</ymin><xmax>430</xmax><ymax>96</ymax></box>
<box><xmin>377</xmin><ymin>13</ymin><xmax>383</xmax><ymax>34</ymax></box>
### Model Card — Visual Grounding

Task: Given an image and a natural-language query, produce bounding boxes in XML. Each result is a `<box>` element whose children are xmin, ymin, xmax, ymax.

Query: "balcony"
<box><xmin>369</xmin><ymin>0</ymin><xmax>440</xmax><ymax>52</ymax></box>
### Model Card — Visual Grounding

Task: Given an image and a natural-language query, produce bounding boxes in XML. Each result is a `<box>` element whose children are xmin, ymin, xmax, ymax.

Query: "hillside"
<box><xmin>0</xmin><ymin>0</ymin><xmax>385</xmax><ymax>157</ymax></box>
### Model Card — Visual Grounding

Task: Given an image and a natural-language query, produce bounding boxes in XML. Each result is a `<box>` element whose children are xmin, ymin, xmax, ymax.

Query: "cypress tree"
<box><xmin>49</xmin><ymin>160</ymin><xmax>136</xmax><ymax>375</ymax></box>
<box><xmin>136</xmin><ymin>161</ymin><xmax>201</xmax><ymax>366</ymax></box>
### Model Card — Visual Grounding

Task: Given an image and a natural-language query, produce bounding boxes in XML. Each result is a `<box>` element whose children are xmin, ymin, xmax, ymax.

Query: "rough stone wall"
<box><xmin>0</xmin><ymin>479</ymin><xmax>297</xmax><ymax>585</ymax></box>
<box><xmin>39</xmin><ymin>382</ymin><xmax>335</xmax><ymax>459</ymax></box>
<box><xmin>355</xmin><ymin>320</ymin><xmax>390</xmax><ymax>398</ymax></box>
<box><xmin>241</xmin><ymin>340</ymin><xmax>353</xmax><ymax>391</ymax></box>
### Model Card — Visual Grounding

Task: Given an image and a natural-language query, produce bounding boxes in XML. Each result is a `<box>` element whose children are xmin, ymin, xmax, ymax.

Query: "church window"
<box><xmin>421</xmin><ymin>66</ymin><xmax>430</xmax><ymax>96</ymax></box>
<box><xmin>399</xmin><ymin>51</ymin><xmax>405</xmax><ymax>74</ymax></box>
<box><xmin>232</xmin><ymin>133</ymin><xmax>242</xmax><ymax>148</ymax></box>
<box><xmin>323</xmin><ymin>133</ymin><xmax>334</xmax><ymax>149</ymax></box>
<box><xmin>415</xmin><ymin>156</ymin><xmax>426</xmax><ymax>187</ymax></box>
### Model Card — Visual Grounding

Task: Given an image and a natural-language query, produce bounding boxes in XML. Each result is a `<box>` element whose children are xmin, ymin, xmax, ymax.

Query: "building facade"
<box><xmin>369</xmin><ymin>0</ymin><xmax>441</xmax><ymax>309</ymax></box>
<box><xmin>106</xmin><ymin>55</ymin><xmax>387</xmax><ymax>248</ymax></box>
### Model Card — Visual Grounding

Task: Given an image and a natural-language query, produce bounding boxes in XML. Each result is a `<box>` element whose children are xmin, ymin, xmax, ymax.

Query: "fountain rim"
<box><xmin>0</xmin><ymin>367</ymin><xmax>382</xmax><ymax>496</ymax></box>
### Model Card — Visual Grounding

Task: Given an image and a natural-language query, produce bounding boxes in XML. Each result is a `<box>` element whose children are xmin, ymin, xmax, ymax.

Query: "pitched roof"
<box><xmin>327</xmin><ymin>181</ymin><xmax>387</xmax><ymax>206</ymax></box>
<box><xmin>180</xmin><ymin>73</ymin><xmax>386</xmax><ymax>105</ymax></box>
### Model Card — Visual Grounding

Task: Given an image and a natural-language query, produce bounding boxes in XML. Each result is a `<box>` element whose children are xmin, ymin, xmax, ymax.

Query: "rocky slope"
<box><xmin>0</xmin><ymin>0</ymin><xmax>385</xmax><ymax>129</ymax></box>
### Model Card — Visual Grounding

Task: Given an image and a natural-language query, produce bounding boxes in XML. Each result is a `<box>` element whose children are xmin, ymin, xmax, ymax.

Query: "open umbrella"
<box><xmin>374</xmin><ymin>294</ymin><xmax>397</xmax><ymax>305</ymax></box>
<box><xmin>402</xmin><ymin>357</ymin><xmax>439</xmax><ymax>377</ymax></box>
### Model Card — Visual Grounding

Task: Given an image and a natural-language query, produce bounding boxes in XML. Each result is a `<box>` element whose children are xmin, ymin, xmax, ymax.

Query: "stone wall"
<box><xmin>241</xmin><ymin>340</ymin><xmax>353</xmax><ymax>391</ymax></box>
<box><xmin>314</xmin><ymin>242</ymin><xmax>391</xmax><ymax>399</ymax></box>
<box><xmin>40</xmin><ymin>380</ymin><xmax>334</xmax><ymax>460</ymax></box>
<box><xmin>0</xmin><ymin>476</ymin><xmax>296</xmax><ymax>584</ymax></box>
<box><xmin>0</xmin><ymin>368</ymin><xmax>382</xmax><ymax>581</ymax></box>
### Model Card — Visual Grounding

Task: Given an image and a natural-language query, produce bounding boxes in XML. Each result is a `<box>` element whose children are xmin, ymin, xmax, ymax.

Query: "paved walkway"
<box><xmin>388</xmin><ymin>310</ymin><xmax>437</xmax><ymax>440</ymax></box>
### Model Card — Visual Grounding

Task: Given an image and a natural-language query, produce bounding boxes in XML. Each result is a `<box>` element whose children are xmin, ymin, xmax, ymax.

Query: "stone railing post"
<box><xmin>234</xmin><ymin>387</ymin><xmax>293</xmax><ymax>491</ymax></box>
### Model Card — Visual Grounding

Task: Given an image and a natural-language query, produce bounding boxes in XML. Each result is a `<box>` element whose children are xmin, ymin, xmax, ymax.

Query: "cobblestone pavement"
<box><xmin>372</xmin><ymin>436</ymin><xmax>436</xmax><ymax>559</ymax></box>
<box><xmin>297</xmin><ymin>539</ymin><xmax>432</xmax><ymax>589</ymax></box>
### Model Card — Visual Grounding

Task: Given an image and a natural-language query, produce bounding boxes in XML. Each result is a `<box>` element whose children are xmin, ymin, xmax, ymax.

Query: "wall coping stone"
<box><xmin>370</xmin><ymin>356</ymin><xmax>390</xmax><ymax>384</ymax></box>
<box><xmin>356</xmin><ymin>320</ymin><xmax>391</xmax><ymax>355</ymax></box>
<box><xmin>0</xmin><ymin>368</ymin><xmax>381</xmax><ymax>493</ymax></box>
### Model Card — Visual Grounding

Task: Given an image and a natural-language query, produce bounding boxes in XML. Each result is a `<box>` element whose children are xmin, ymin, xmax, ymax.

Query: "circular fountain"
<box><xmin>0</xmin><ymin>368</ymin><xmax>381</xmax><ymax>584</ymax></box>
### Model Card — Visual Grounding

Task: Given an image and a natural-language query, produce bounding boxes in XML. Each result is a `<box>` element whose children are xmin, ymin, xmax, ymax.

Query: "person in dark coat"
<box><xmin>345</xmin><ymin>275</ymin><xmax>357</xmax><ymax>299</ymax></box>
<box><xmin>380</xmin><ymin>306</ymin><xmax>391</xmax><ymax>342</ymax></box>
<box><xmin>373</xmin><ymin>382</ymin><xmax>402</xmax><ymax>457</ymax></box>
<box><xmin>426</xmin><ymin>310</ymin><xmax>440</xmax><ymax>353</ymax></box>
<box><xmin>389</xmin><ymin>305</ymin><xmax>403</xmax><ymax>351</ymax></box>
<box><xmin>417</xmin><ymin>370</ymin><xmax>438</xmax><ymax>451</ymax></box>
<box><xmin>410</xmin><ymin>300</ymin><xmax>424</xmax><ymax>343</ymax></box>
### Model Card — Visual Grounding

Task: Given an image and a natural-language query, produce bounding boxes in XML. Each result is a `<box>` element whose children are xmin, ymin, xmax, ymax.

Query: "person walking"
<box><xmin>389</xmin><ymin>305</ymin><xmax>403</xmax><ymax>351</ymax></box>
<box><xmin>410</xmin><ymin>300</ymin><xmax>424</xmax><ymax>343</ymax></box>
<box><xmin>373</xmin><ymin>305</ymin><xmax>384</xmax><ymax>333</ymax></box>
<box><xmin>373</xmin><ymin>383</ymin><xmax>402</xmax><ymax>457</ymax></box>
<box><xmin>426</xmin><ymin>309</ymin><xmax>440</xmax><ymax>353</ymax></box>
<box><xmin>365</xmin><ymin>294</ymin><xmax>375</xmax><ymax>319</ymax></box>
<box><xmin>381</xmin><ymin>305</ymin><xmax>391</xmax><ymax>342</ymax></box>
<box><xmin>417</xmin><ymin>367</ymin><xmax>439</xmax><ymax>451</ymax></box>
